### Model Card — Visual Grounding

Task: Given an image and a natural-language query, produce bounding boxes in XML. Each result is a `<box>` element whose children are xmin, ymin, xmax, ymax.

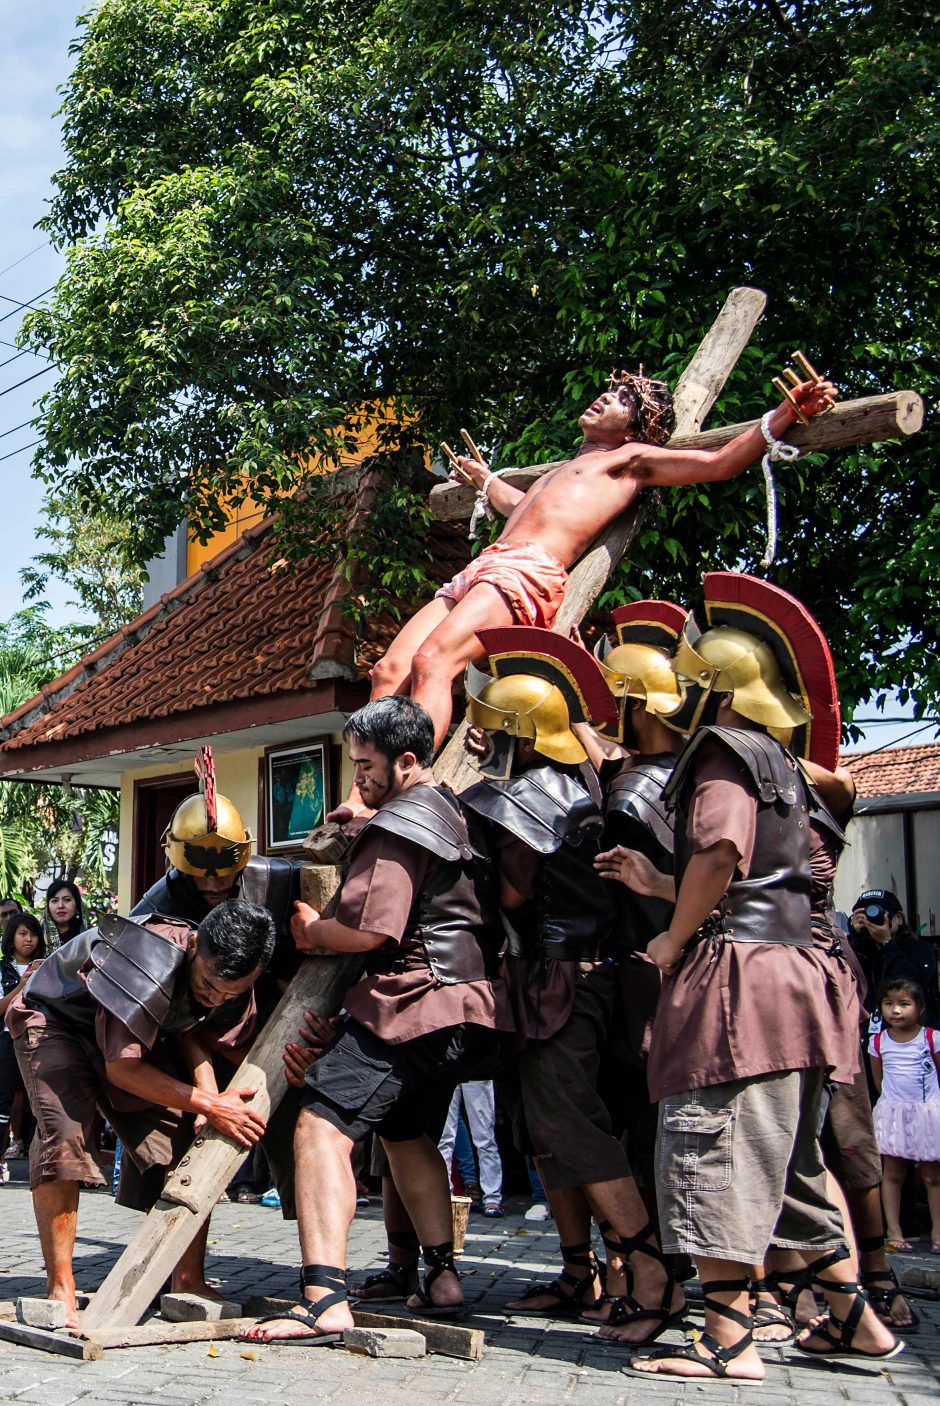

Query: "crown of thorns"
<box><xmin>607</xmin><ymin>366</ymin><xmax>675</xmax><ymax>446</ymax></box>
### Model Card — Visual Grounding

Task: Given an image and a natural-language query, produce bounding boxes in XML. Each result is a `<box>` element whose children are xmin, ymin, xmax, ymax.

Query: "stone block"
<box><xmin>15</xmin><ymin>1297</ymin><xmax>69</xmax><ymax>1329</ymax></box>
<box><xmin>343</xmin><ymin>1326</ymin><xmax>427</xmax><ymax>1358</ymax></box>
<box><xmin>160</xmin><ymin>1292</ymin><xmax>244</xmax><ymax>1322</ymax></box>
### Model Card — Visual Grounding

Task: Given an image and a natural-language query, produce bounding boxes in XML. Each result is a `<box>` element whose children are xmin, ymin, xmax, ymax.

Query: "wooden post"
<box><xmin>433</xmin><ymin>286</ymin><xmax>770</xmax><ymax>790</ymax></box>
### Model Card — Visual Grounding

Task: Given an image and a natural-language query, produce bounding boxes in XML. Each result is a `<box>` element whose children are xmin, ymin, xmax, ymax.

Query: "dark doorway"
<box><xmin>132</xmin><ymin>772</ymin><xmax>195</xmax><ymax>905</ymax></box>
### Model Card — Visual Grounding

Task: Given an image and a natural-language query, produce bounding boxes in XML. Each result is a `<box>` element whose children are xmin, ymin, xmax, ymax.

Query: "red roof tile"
<box><xmin>842</xmin><ymin>742</ymin><xmax>940</xmax><ymax>798</ymax></box>
<box><xmin>0</xmin><ymin>504</ymin><xmax>468</xmax><ymax>757</ymax></box>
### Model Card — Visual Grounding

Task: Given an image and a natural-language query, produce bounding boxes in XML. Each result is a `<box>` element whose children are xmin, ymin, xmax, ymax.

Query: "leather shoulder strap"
<box><xmin>461</xmin><ymin>766</ymin><xmax>600</xmax><ymax>855</ymax></box>
<box><xmin>85</xmin><ymin>915</ymin><xmax>190</xmax><ymax>1050</ymax></box>
<box><xmin>605</xmin><ymin>756</ymin><xmax>676</xmax><ymax>851</ymax></box>
<box><xmin>664</xmin><ymin>727</ymin><xmax>799</xmax><ymax>809</ymax></box>
<box><xmin>803</xmin><ymin>776</ymin><xmax>849</xmax><ymax>846</ymax></box>
<box><xmin>351</xmin><ymin>785</ymin><xmax>474</xmax><ymax>863</ymax></box>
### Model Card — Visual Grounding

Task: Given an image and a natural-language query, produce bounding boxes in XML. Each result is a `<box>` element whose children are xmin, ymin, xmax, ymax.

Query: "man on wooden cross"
<box><xmin>345</xmin><ymin>369</ymin><xmax>835</xmax><ymax>800</ymax></box>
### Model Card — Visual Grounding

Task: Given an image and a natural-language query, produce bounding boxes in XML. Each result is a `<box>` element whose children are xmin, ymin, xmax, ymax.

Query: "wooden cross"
<box><xmin>77</xmin><ymin>287</ymin><xmax>923</xmax><ymax>1337</ymax></box>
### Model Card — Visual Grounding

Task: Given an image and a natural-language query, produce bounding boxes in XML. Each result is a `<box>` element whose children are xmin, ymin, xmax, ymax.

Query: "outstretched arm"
<box><xmin>630</xmin><ymin>378</ymin><xmax>836</xmax><ymax>489</ymax></box>
<box><xmin>452</xmin><ymin>454</ymin><xmax>527</xmax><ymax>517</ymax></box>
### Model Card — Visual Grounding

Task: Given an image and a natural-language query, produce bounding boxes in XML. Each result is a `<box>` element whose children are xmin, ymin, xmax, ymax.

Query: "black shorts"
<box><xmin>302</xmin><ymin>1018</ymin><xmax>499</xmax><ymax>1145</ymax></box>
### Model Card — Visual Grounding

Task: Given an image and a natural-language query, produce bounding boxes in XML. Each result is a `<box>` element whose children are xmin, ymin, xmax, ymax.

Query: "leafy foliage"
<box><xmin>0</xmin><ymin>611</ymin><xmax>119</xmax><ymax>898</ymax></box>
<box><xmin>20</xmin><ymin>0</ymin><xmax>940</xmax><ymax>722</ymax></box>
<box><xmin>21</xmin><ymin>493</ymin><xmax>145</xmax><ymax>641</ymax></box>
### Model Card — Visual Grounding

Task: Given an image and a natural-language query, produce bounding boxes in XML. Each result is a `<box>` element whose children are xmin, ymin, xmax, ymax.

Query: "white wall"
<box><xmin>834</xmin><ymin>806</ymin><xmax>940</xmax><ymax>936</ymax></box>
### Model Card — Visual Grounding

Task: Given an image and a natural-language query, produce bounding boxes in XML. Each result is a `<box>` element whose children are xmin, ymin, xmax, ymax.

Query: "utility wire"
<box><xmin>0</xmin><ymin>417</ymin><xmax>35</xmax><ymax>442</ymax></box>
<box><xmin>0</xmin><ymin>285</ymin><xmax>55</xmax><ymax>325</ymax></box>
<box><xmin>0</xmin><ymin>242</ymin><xmax>50</xmax><ymax>279</ymax></box>
<box><xmin>847</xmin><ymin>721</ymin><xmax>939</xmax><ymax>758</ymax></box>
<box><xmin>0</xmin><ymin>336</ymin><xmax>50</xmax><ymax>360</ymax></box>
<box><xmin>0</xmin><ymin>366</ymin><xmax>54</xmax><ymax>398</ymax></box>
<box><xmin>0</xmin><ymin>438</ymin><xmax>40</xmax><ymax>463</ymax></box>
<box><xmin>0</xmin><ymin>349</ymin><xmax>30</xmax><ymax>371</ymax></box>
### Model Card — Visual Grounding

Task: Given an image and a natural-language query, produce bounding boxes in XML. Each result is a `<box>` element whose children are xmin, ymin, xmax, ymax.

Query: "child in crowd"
<box><xmin>0</xmin><ymin>912</ymin><xmax>45</xmax><ymax>1174</ymax></box>
<box><xmin>870</xmin><ymin>978</ymin><xmax>940</xmax><ymax>1252</ymax></box>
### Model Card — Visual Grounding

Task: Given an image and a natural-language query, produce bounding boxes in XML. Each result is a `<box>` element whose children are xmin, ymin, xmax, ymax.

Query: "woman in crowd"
<box><xmin>0</xmin><ymin>911</ymin><xmax>45</xmax><ymax>1171</ymax></box>
<box><xmin>44</xmin><ymin>880</ymin><xmax>85</xmax><ymax>948</ymax></box>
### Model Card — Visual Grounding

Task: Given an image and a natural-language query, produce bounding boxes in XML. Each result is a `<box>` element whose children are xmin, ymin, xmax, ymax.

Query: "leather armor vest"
<box><xmin>349</xmin><ymin>784</ymin><xmax>500</xmax><ymax>985</ymax></box>
<box><xmin>25</xmin><ymin>915</ymin><xmax>197</xmax><ymax>1046</ymax></box>
<box><xmin>665</xmin><ymin>727</ymin><xmax>812</xmax><ymax>948</ymax></box>
<box><xmin>604</xmin><ymin>754</ymin><xmax>677</xmax><ymax>950</ymax></box>
<box><xmin>131</xmin><ymin>855</ymin><xmax>299</xmax><ymax>935</ymax></box>
<box><xmin>462</xmin><ymin>765</ymin><xmax>616</xmax><ymax>961</ymax></box>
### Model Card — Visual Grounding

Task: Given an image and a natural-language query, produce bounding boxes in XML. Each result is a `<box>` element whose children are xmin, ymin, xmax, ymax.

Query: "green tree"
<box><xmin>21</xmin><ymin>493</ymin><xmax>145</xmax><ymax>642</ymax></box>
<box><xmin>21</xmin><ymin>0</ymin><xmax>940</xmax><ymax>724</ymax></box>
<box><xmin>0</xmin><ymin>610</ymin><xmax>119</xmax><ymax>901</ymax></box>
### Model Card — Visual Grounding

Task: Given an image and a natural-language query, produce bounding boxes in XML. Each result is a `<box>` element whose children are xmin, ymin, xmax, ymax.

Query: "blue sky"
<box><xmin>0</xmin><ymin>3</ymin><xmax>931</xmax><ymax>749</ymax></box>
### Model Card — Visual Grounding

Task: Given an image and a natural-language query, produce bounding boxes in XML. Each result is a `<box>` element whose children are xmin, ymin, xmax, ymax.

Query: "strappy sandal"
<box><xmin>794</xmin><ymin>1253</ymin><xmax>905</xmax><ymax>1362</ymax></box>
<box><xmin>748</xmin><ymin>1274</ymin><xmax>796</xmax><ymax>1344</ymax></box>
<box><xmin>351</xmin><ymin>1230</ymin><xmax>420</xmax><ymax>1303</ymax></box>
<box><xmin>583</xmin><ymin>1220</ymin><xmax>685</xmax><ymax>1346</ymax></box>
<box><xmin>629</xmin><ymin>1276</ymin><xmax>756</xmax><ymax>1381</ymax></box>
<box><xmin>243</xmin><ymin>1263</ymin><xmax>348</xmax><ymax>1345</ymax></box>
<box><xmin>767</xmin><ymin>1263</ymin><xmax>818</xmax><ymax>1326</ymax></box>
<box><xmin>507</xmin><ymin>1238</ymin><xmax>604</xmax><ymax>1318</ymax></box>
<box><xmin>407</xmin><ymin>1241</ymin><xmax>465</xmax><ymax>1320</ymax></box>
<box><xmin>856</xmin><ymin>1233</ymin><xmax>920</xmax><ymax>1331</ymax></box>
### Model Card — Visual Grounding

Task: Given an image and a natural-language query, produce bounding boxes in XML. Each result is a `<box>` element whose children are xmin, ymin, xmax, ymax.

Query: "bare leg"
<box><xmin>583</xmin><ymin>1176</ymin><xmax>685</xmax><ymax>1343</ymax></box>
<box><xmin>881</xmin><ymin>1154</ymin><xmax>912</xmax><ymax>1248</ymax></box>
<box><xmin>383</xmin><ymin>1135</ymin><xmax>464</xmax><ymax>1312</ymax></box>
<box><xmin>370</xmin><ymin>598</ymin><xmax>455</xmax><ymax>700</ymax></box>
<box><xmin>170</xmin><ymin>1220</ymin><xmax>225</xmax><ymax>1300</ymax></box>
<box><xmin>632</xmin><ymin>1256</ymin><xmax>764</xmax><ymax>1380</ymax></box>
<box><xmin>33</xmin><ymin>1180</ymin><xmax>81</xmax><ymax>1328</ymax></box>
<box><xmin>922</xmin><ymin>1162</ymin><xmax>940</xmax><ymax>1250</ymax></box>
<box><xmin>354</xmin><ymin>1173</ymin><xmax>420</xmax><ymax>1301</ymax></box>
<box><xmin>506</xmin><ymin>1182</ymin><xmax>601</xmax><ymax>1311</ymax></box>
<box><xmin>847</xmin><ymin>1181</ymin><xmax>914</xmax><ymax>1326</ymax></box>
<box><xmin>749</xmin><ymin>1260</ymin><xmax>795</xmax><ymax>1342</ymax></box>
<box><xmin>244</xmin><ymin>1110</ymin><xmax>356</xmax><ymax>1341</ymax></box>
<box><xmin>797</xmin><ymin>1249</ymin><xmax>899</xmax><ymax>1355</ymax></box>
<box><xmin>410</xmin><ymin>583</ymin><xmax>516</xmax><ymax>748</ymax></box>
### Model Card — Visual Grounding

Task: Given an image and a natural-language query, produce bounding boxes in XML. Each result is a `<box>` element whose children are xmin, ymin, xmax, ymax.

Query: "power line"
<box><xmin>848</xmin><ymin>721</ymin><xmax>940</xmax><ymax>758</ymax></box>
<box><xmin>0</xmin><ymin>438</ymin><xmax>40</xmax><ymax>464</ymax></box>
<box><xmin>0</xmin><ymin>241</ymin><xmax>50</xmax><ymax>279</ymax></box>
<box><xmin>0</xmin><ymin>336</ymin><xmax>50</xmax><ymax>360</ymax></box>
<box><xmin>0</xmin><ymin>286</ymin><xmax>55</xmax><ymax>325</ymax></box>
<box><xmin>0</xmin><ymin>366</ymin><xmax>54</xmax><ymax>398</ymax></box>
<box><xmin>0</xmin><ymin>417</ymin><xmax>35</xmax><ymax>442</ymax></box>
<box><xmin>0</xmin><ymin>349</ymin><xmax>30</xmax><ymax>371</ymax></box>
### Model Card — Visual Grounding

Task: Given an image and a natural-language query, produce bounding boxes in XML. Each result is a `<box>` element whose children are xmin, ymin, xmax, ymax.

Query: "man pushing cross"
<box><xmin>334</xmin><ymin>368</ymin><xmax>835</xmax><ymax>820</ymax></box>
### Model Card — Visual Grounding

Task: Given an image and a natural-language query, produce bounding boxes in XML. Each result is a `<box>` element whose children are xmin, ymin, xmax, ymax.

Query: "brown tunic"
<box><xmin>338</xmin><ymin>829</ymin><xmax>513</xmax><ymax>1045</ymax></box>
<box><xmin>648</xmin><ymin>741</ymin><xmax>860</xmax><ymax>1102</ymax></box>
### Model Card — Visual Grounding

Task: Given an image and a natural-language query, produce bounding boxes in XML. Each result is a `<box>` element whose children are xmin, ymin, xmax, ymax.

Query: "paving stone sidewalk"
<box><xmin>1</xmin><ymin>1156</ymin><xmax>938</xmax><ymax>1406</ymax></box>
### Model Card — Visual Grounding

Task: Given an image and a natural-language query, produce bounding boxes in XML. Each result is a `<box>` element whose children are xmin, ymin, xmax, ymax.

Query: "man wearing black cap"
<box><xmin>849</xmin><ymin>889</ymin><xmax>939</xmax><ymax>1024</ymax></box>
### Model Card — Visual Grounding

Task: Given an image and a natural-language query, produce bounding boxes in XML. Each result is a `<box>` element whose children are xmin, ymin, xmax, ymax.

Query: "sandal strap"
<box><xmin>420</xmin><ymin>1240</ymin><xmax>458</xmax><ymax>1295</ymax></box>
<box><xmin>300</xmin><ymin>1263</ymin><xmax>347</xmax><ymax>1294</ymax></box>
<box><xmin>702</xmin><ymin>1277</ymin><xmax>753</xmax><ymax>1334</ymax></box>
<box><xmin>805</xmin><ymin>1247</ymin><xmax>851</xmax><ymax>1285</ymax></box>
<box><xmin>749</xmin><ymin>1275</ymin><xmax>772</xmax><ymax>1295</ymax></box>
<box><xmin>388</xmin><ymin>1230</ymin><xmax>420</xmax><ymax>1257</ymax></box>
<box><xmin>857</xmin><ymin>1233</ymin><xmax>886</xmax><ymax>1254</ymax></box>
<box><xmin>559</xmin><ymin>1239</ymin><xmax>596</xmax><ymax>1267</ymax></box>
<box><xmin>359</xmin><ymin>1264</ymin><xmax>415</xmax><ymax>1295</ymax></box>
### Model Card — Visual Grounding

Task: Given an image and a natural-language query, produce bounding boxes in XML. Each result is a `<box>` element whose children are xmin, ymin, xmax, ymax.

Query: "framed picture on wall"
<box><xmin>265</xmin><ymin>742</ymin><xmax>328</xmax><ymax>851</ymax></box>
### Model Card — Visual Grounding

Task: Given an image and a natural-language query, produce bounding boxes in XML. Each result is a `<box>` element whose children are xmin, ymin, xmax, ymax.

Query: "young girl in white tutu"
<box><xmin>869</xmin><ymin>978</ymin><xmax>940</xmax><ymax>1252</ymax></box>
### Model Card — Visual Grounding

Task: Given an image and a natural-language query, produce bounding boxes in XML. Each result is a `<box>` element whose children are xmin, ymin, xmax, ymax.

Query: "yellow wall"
<box><xmin>185</xmin><ymin>403</ymin><xmax>432</xmax><ymax>576</ymax></box>
<box><xmin>116</xmin><ymin>736</ymin><xmax>351</xmax><ymax>914</ymax></box>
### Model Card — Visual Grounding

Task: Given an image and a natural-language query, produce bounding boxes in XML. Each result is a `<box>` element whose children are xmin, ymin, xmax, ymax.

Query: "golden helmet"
<box><xmin>465</xmin><ymin>667</ymin><xmax>586</xmax><ymax>766</ymax></box>
<box><xmin>597</xmin><ymin>640</ymin><xmax>682</xmax><ymax>715</ymax></box>
<box><xmin>668</xmin><ymin>624</ymin><xmax>811</xmax><ymax>734</ymax></box>
<box><xmin>164</xmin><ymin>793</ymin><xmax>254</xmax><ymax>878</ymax></box>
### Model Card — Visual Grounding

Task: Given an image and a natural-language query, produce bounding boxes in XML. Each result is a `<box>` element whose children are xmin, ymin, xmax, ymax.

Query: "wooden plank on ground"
<box><xmin>75</xmin><ymin>1318</ymin><xmax>258</xmax><ymax>1349</ymax></box>
<box><xmin>0</xmin><ymin>1319</ymin><xmax>102</xmax><ymax>1360</ymax></box>
<box><xmin>244</xmin><ymin>1296</ymin><xmax>485</xmax><ymax>1360</ymax></box>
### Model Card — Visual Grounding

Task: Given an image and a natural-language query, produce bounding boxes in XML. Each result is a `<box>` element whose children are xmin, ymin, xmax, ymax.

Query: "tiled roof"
<box><xmin>843</xmin><ymin>742</ymin><xmax>940</xmax><ymax>798</ymax></box>
<box><xmin>0</xmin><ymin>503</ymin><xmax>468</xmax><ymax>755</ymax></box>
